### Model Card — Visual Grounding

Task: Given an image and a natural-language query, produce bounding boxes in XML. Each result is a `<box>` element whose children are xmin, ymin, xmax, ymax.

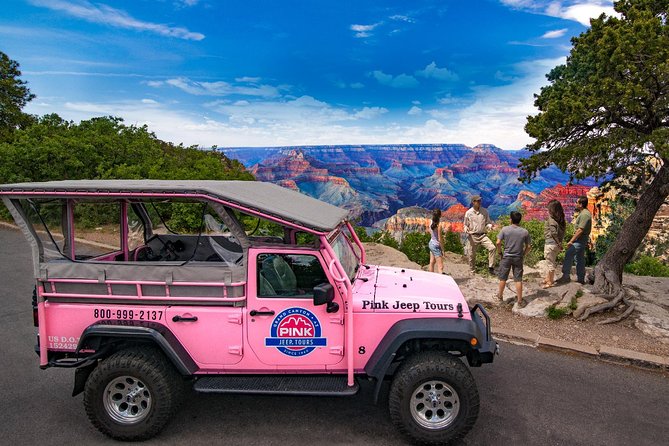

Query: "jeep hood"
<box><xmin>353</xmin><ymin>265</ymin><xmax>469</xmax><ymax>317</ymax></box>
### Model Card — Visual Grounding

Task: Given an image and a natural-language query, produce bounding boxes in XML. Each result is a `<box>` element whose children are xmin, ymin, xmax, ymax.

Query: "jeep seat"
<box><xmin>262</xmin><ymin>255</ymin><xmax>297</xmax><ymax>295</ymax></box>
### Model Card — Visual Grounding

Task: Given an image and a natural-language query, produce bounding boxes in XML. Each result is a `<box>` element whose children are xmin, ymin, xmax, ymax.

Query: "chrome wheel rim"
<box><xmin>103</xmin><ymin>376</ymin><xmax>152</xmax><ymax>424</ymax></box>
<box><xmin>409</xmin><ymin>380</ymin><xmax>460</xmax><ymax>430</ymax></box>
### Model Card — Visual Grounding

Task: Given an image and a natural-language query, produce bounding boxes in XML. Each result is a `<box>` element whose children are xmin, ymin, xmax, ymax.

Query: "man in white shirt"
<box><xmin>463</xmin><ymin>195</ymin><xmax>496</xmax><ymax>275</ymax></box>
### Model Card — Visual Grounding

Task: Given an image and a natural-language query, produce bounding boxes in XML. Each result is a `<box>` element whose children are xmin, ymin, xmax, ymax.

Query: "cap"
<box><xmin>471</xmin><ymin>195</ymin><xmax>481</xmax><ymax>202</ymax></box>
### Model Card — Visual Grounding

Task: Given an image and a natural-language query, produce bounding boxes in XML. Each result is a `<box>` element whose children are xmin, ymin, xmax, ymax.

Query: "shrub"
<box><xmin>400</xmin><ymin>232</ymin><xmax>430</xmax><ymax>266</ymax></box>
<box><xmin>546</xmin><ymin>304</ymin><xmax>569</xmax><ymax>320</ymax></box>
<box><xmin>372</xmin><ymin>230</ymin><xmax>399</xmax><ymax>250</ymax></box>
<box><xmin>624</xmin><ymin>255</ymin><xmax>669</xmax><ymax>277</ymax></box>
<box><xmin>352</xmin><ymin>225</ymin><xmax>372</xmax><ymax>242</ymax></box>
<box><xmin>593</xmin><ymin>198</ymin><xmax>635</xmax><ymax>264</ymax></box>
<box><xmin>442</xmin><ymin>228</ymin><xmax>464</xmax><ymax>254</ymax></box>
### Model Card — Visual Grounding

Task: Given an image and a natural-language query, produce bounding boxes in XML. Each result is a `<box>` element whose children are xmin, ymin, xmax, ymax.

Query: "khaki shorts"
<box><xmin>544</xmin><ymin>244</ymin><xmax>560</xmax><ymax>272</ymax></box>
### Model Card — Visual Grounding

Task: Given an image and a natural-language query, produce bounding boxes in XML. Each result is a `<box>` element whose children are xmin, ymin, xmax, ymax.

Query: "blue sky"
<box><xmin>2</xmin><ymin>0</ymin><xmax>616</xmax><ymax>149</ymax></box>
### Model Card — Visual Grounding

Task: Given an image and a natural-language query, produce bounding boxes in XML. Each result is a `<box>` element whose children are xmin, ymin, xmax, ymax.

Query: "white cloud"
<box><xmin>354</xmin><ymin>107</ymin><xmax>388</xmax><ymax>120</ymax></box>
<box><xmin>23</xmin><ymin>58</ymin><xmax>563</xmax><ymax>150</ymax></box>
<box><xmin>28</xmin><ymin>0</ymin><xmax>205</xmax><ymax>40</ymax></box>
<box><xmin>177</xmin><ymin>0</ymin><xmax>200</xmax><ymax>7</ymax></box>
<box><xmin>156</xmin><ymin>77</ymin><xmax>282</xmax><ymax>98</ymax></box>
<box><xmin>350</xmin><ymin>23</ymin><xmax>380</xmax><ymax>38</ymax></box>
<box><xmin>416</xmin><ymin>62</ymin><xmax>458</xmax><ymax>81</ymax></box>
<box><xmin>370</xmin><ymin>70</ymin><xmax>419</xmax><ymax>88</ymax></box>
<box><xmin>389</xmin><ymin>15</ymin><xmax>414</xmax><ymax>23</ymax></box>
<box><xmin>350</xmin><ymin>82</ymin><xmax>365</xmax><ymax>89</ymax></box>
<box><xmin>235</xmin><ymin>76</ymin><xmax>261</xmax><ymax>83</ymax></box>
<box><xmin>541</xmin><ymin>28</ymin><xmax>568</xmax><ymax>38</ymax></box>
<box><xmin>500</xmin><ymin>1</ymin><xmax>617</xmax><ymax>26</ymax></box>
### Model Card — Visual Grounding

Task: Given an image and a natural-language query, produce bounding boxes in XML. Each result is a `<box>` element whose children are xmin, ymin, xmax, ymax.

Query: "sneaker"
<box><xmin>488</xmin><ymin>266</ymin><xmax>495</xmax><ymax>275</ymax></box>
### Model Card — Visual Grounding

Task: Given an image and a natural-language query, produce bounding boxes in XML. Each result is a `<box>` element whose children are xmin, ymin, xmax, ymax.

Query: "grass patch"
<box><xmin>546</xmin><ymin>304</ymin><xmax>569</xmax><ymax>320</ymax></box>
<box><xmin>569</xmin><ymin>290</ymin><xmax>582</xmax><ymax>311</ymax></box>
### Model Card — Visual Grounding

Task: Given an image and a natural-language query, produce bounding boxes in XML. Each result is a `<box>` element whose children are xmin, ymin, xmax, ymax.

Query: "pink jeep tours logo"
<box><xmin>265</xmin><ymin>307</ymin><xmax>327</xmax><ymax>356</ymax></box>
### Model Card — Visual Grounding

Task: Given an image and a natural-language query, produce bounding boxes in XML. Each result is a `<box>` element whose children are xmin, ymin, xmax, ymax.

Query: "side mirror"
<box><xmin>313</xmin><ymin>283</ymin><xmax>339</xmax><ymax>313</ymax></box>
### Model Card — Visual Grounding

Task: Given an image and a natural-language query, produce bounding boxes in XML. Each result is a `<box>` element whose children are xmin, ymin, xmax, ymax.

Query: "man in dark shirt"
<box><xmin>557</xmin><ymin>195</ymin><xmax>592</xmax><ymax>285</ymax></box>
<box><xmin>496</xmin><ymin>211</ymin><xmax>531</xmax><ymax>307</ymax></box>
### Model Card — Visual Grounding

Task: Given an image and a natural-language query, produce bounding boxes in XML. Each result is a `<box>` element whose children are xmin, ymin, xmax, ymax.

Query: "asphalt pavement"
<box><xmin>0</xmin><ymin>226</ymin><xmax>667</xmax><ymax>446</ymax></box>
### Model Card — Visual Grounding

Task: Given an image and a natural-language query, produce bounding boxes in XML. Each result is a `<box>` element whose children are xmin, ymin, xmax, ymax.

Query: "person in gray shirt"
<box><xmin>496</xmin><ymin>211</ymin><xmax>531</xmax><ymax>307</ymax></box>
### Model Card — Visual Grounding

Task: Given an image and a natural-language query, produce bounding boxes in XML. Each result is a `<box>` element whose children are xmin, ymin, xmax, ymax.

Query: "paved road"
<box><xmin>0</xmin><ymin>226</ymin><xmax>667</xmax><ymax>445</ymax></box>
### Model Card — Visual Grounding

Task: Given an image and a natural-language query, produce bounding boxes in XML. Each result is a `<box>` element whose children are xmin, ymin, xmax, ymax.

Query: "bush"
<box><xmin>546</xmin><ymin>304</ymin><xmax>569</xmax><ymax>320</ymax></box>
<box><xmin>352</xmin><ymin>225</ymin><xmax>372</xmax><ymax>242</ymax></box>
<box><xmin>442</xmin><ymin>228</ymin><xmax>464</xmax><ymax>254</ymax></box>
<box><xmin>624</xmin><ymin>255</ymin><xmax>669</xmax><ymax>277</ymax></box>
<box><xmin>400</xmin><ymin>232</ymin><xmax>430</xmax><ymax>266</ymax></box>
<box><xmin>371</xmin><ymin>230</ymin><xmax>399</xmax><ymax>250</ymax></box>
<box><xmin>593</xmin><ymin>198</ymin><xmax>635</xmax><ymax>264</ymax></box>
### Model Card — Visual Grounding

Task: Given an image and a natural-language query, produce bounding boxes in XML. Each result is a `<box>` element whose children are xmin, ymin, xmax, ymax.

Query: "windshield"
<box><xmin>330</xmin><ymin>232</ymin><xmax>359</xmax><ymax>281</ymax></box>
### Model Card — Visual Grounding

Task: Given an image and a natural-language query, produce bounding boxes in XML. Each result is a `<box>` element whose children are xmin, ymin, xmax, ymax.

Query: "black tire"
<box><xmin>83</xmin><ymin>346</ymin><xmax>184</xmax><ymax>441</ymax></box>
<box><xmin>389</xmin><ymin>352</ymin><xmax>480</xmax><ymax>446</ymax></box>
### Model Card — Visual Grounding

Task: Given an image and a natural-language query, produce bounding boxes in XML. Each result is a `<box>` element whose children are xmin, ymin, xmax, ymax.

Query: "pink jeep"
<box><xmin>0</xmin><ymin>180</ymin><xmax>496</xmax><ymax>445</ymax></box>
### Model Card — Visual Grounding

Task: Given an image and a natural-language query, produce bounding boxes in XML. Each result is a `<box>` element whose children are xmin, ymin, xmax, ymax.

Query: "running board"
<box><xmin>193</xmin><ymin>375</ymin><xmax>359</xmax><ymax>396</ymax></box>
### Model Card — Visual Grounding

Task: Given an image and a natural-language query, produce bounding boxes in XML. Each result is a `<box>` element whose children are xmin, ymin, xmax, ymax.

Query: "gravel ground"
<box><xmin>486</xmin><ymin>304</ymin><xmax>669</xmax><ymax>357</ymax></box>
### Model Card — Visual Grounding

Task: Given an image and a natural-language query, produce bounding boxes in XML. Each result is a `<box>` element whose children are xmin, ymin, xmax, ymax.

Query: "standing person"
<box><xmin>496</xmin><ymin>211</ymin><xmax>532</xmax><ymax>306</ymax></box>
<box><xmin>427</xmin><ymin>209</ymin><xmax>445</xmax><ymax>274</ymax></box>
<box><xmin>557</xmin><ymin>195</ymin><xmax>592</xmax><ymax>284</ymax></box>
<box><xmin>463</xmin><ymin>195</ymin><xmax>496</xmax><ymax>274</ymax></box>
<box><xmin>542</xmin><ymin>199</ymin><xmax>566</xmax><ymax>288</ymax></box>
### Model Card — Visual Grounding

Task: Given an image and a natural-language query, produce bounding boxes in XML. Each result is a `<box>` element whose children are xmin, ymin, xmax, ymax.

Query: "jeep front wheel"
<box><xmin>83</xmin><ymin>347</ymin><xmax>184</xmax><ymax>441</ymax></box>
<box><xmin>389</xmin><ymin>352</ymin><xmax>479</xmax><ymax>445</ymax></box>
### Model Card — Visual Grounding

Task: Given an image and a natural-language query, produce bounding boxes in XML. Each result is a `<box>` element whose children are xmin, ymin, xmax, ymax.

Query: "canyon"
<box><xmin>222</xmin><ymin>144</ymin><xmax>598</xmax><ymax>233</ymax></box>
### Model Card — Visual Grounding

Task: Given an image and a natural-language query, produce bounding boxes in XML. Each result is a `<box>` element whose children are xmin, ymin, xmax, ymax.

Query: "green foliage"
<box><xmin>593</xmin><ymin>198</ymin><xmax>635</xmax><ymax>264</ymax></box>
<box><xmin>569</xmin><ymin>297</ymin><xmax>579</xmax><ymax>311</ymax></box>
<box><xmin>237</xmin><ymin>213</ymin><xmax>284</xmax><ymax>237</ymax></box>
<box><xmin>400</xmin><ymin>232</ymin><xmax>430</xmax><ymax>266</ymax></box>
<box><xmin>479</xmin><ymin>216</ymin><xmax>551</xmax><ymax>270</ymax></box>
<box><xmin>372</xmin><ymin>230</ymin><xmax>399</xmax><ymax>250</ymax></box>
<box><xmin>520</xmin><ymin>1</ymin><xmax>669</xmax><ymax>284</ymax></box>
<box><xmin>353</xmin><ymin>225</ymin><xmax>372</xmax><ymax>242</ymax></box>
<box><xmin>624</xmin><ymin>255</ymin><xmax>669</xmax><ymax>277</ymax></box>
<box><xmin>546</xmin><ymin>304</ymin><xmax>569</xmax><ymax>320</ymax></box>
<box><xmin>521</xmin><ymin>1</ymin><xmax>669</xmax><ymax>184</ymax></box>
<box><xmin>442</xmin><ymin>228</ymin><xmax>464</xmax><ymax>255</ymax></box>
<box><xmin>0</xmin><ymin>114</ymin><xmax>254</xmax><ymax>232</ymax></box>
<box><xmin>0</xmin><ymin>51</ymin><xmax>35</xmax><ymax>143</ymax></box>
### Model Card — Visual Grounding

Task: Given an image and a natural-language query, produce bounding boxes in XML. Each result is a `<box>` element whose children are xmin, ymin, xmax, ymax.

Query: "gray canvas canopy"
<box><xmin>0</xmin><ymin>179</ymin><xmax>349</xmax><ymax>232</ymax></box>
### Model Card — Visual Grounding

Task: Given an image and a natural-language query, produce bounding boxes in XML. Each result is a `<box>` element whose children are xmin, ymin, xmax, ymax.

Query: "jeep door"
<box><xmin>246</xmin><ymin>248</ymin><xmax>345</xmax><ymax>367</ymax></box>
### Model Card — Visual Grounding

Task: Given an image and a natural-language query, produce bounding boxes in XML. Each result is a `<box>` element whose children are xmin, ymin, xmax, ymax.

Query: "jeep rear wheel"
<box><xmin>389</xmin><ymin>352</ymin><xmax>479</xmax><ymax>446</ymax></box>
<box><xmin>84</xmin><ymin>347</ymin><xmax>184</xmax><ymax>441</ymax></box>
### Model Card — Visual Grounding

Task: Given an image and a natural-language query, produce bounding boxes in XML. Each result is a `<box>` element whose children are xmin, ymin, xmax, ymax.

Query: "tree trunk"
<box><xmin>592</xmin><ymin>160</ymin><xmax>669</xmax><ymax>297</ymax></box>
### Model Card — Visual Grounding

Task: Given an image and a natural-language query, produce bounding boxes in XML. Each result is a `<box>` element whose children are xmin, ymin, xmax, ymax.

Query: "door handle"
<box><xmin>172</xmin><ymin>315</ymin><xmax>198</xmax><ymax>322</ymax></box>
<box><xmin>249</xmin><ymin>310</ymin><xmax>275</xmax><ymax>316</ymax></box>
